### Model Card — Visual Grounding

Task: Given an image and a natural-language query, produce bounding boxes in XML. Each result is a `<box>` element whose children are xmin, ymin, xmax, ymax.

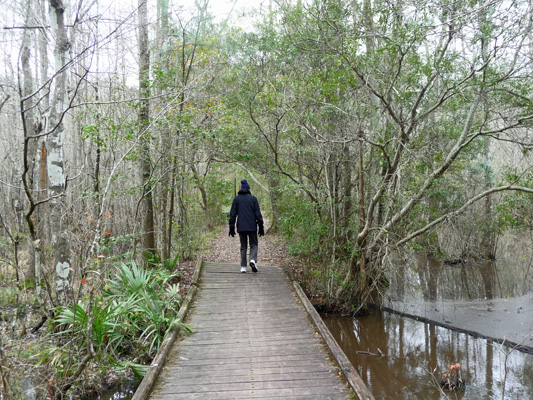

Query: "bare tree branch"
<box><xmin>235</xmin><ymin>162</ymin><xmax>270</xmax><ymax>194</ymax></box>
<box><xmin>397</xmin><ymin>185</ymin><xmax>533</xmax><ymax>246</ymax></box>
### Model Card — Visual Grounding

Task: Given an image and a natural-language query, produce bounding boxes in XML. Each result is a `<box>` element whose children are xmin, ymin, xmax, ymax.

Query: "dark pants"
<box><xmin>239</xmin><ymin>231</ymin><xmax>258</xmax><ymax>267</ymax></box>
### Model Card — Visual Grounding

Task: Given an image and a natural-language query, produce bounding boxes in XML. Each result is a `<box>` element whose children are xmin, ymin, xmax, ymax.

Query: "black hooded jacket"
<box><xmin>229</xmin><ymin>189</ymin><xmax>264</xmax><ymax>233</ymax></box>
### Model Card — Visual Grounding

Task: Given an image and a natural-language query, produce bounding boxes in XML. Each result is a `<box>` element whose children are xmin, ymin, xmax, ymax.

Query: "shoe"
<box><xmin>240</xmin><ymin>266</ymin><xmax>247</xmax><ymax>273</ymax></box>
<box><xmin>250</xmin><ymin>260</ymin><xmax>258</xmax><ymax>273</ymax></box>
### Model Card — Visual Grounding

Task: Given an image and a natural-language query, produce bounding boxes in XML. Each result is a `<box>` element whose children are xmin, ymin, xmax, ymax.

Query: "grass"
<box><xmin>0</xmin><ymin>285</ymin><xmax>19</xmax><ymax>307</ymax></box>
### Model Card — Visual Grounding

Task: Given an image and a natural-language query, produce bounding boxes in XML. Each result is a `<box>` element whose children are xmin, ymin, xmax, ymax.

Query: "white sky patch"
<box><xmin>101</xmin><ymin>0</ymin><xmax>267</xmax><ymax>26</ymax></box>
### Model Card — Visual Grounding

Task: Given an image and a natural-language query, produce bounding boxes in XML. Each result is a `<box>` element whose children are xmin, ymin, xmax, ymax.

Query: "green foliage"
<box><xmin>105</xmin><ymin>261</ymin><xmax>187</xmax><ymax>355</ymax></box>
<box><xmin>144</xmin><ymin>252</ymin><xmax>185</xmax><ymax>274</ymax></box>
<box><xmin>115</xmin><ymin>360</ymin><xmax>149</xmax><ymax>380</ymax></box>
<box><xmin>205</xmin><ymin>168</ymin><xmax>235</xmax><ymax>225</ymax></box>
<box><xmin>172</xmin><ymin>223</ymin><xmax>203</xmax><ymax>260</ymax></box>
<box><xmin>55</xmin><ymin>299</ymin><xmax>131</xmax><ymax>352</ymax></box>
<box><xmin>278</xmin><ymin>194</ymin><xmax>331</xmax><ymax>259</ymax></box>
<box><xmin>495</xmin><ymin>170</ymin><xmax>533</xmax><ymax>230</ymax></box>
<box><xmin>38</xmin><ymin>344</ymin><xmax>76</xmax><ymax>378</ymax></box>
<box><xmin>43</xmin><ymin>261</ymin><xmax>188</xmax><ymax>384</ymax></box>
<box><xmin>0</xmin><ymin>284</ymin><xmax>18</xmax><ymax>306</ymax></box>
<box><xmin>98</xmin><ymin>233</ymin><xmax>135</xmax><ymax>262</ymax></box>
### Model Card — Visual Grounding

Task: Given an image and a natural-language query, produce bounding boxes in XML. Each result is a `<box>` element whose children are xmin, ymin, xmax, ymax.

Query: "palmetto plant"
<box><xmin>105</xmin><ymin>261</ymin><xmax>189</xmax><ymax>354</ymax></box>
<box><xmin>47</xmin><ymin>261</ymin><xmax>188</xmax><ymax>379</ymax></box>
<box><xmin>55</xmin><ymin>297</ymin><xmax>136</xmax><ymax>352</ymax></box>
<box><xmin>107</xmin><ymin>261</ymin><xmax>152</xmax><ymax>296</ymax></box>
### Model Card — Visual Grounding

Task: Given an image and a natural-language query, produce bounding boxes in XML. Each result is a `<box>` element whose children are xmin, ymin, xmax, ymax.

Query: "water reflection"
<box><xmin>385</xmin><ymin>254</ymin><xmax>533</xmax><ymax>350</ymax></box>
<box><xmin>389</xmin><ymin>254</ymin><xmax>533</xmax><ymax>303</ymax></box>
<box><xmin>20</xmin><ymin>375</ymin><xmax>37</xmax><ymax>400</ymax></box>
<box><xmin>323</xmin><ymin>311</ymin><xmax>533</xmax><ymax>400</ymax></box>
<box><xmin>85</xmin><ymin>384</ymin><xmax>136</xmax><ymax>400</ymax></box>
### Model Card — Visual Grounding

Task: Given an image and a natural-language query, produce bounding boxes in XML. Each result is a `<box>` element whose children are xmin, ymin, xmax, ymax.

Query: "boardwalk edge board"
<box><xmin>293</xmin><ymin>282</ymin><xmax>375</xmax><ymax>400</ymax></box>
<box><xmin>131</xmin><ymin>257</ymin><xmax>204</xmax><ymax>400</ymax></box>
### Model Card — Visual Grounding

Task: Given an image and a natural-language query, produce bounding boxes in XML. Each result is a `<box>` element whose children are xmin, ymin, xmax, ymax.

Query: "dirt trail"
<box><xmin>176</xmin><ymin>226</ymin><xmax>305</xmax><ymax>296</ymax></box>
<box><xmin>201</xmin><ymin>228</ymin><xmax>289</xmax><ymax>266</ymax></box>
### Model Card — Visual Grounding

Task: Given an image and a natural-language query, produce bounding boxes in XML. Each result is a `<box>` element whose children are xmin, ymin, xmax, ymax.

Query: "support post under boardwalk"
<box><xmin>149</xmin><ymin>262</ymin><xmax>357</xmax><ymax>399</ymax></box>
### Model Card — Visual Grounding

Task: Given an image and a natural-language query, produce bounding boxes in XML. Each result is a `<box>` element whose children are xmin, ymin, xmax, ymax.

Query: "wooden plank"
<box><xmin>294</xmin><ymin>282</ymin><xmax>375</xmax><ymax>400</ymax></box>
<box><xmin>157</xmin><ymin>372</ymin><xmax>347</xmax><ymax>388</ymax></box>
<box><xmin>182</xmin><ymin>327</ymin><xmax>316</xmax><ymax>338</ymax></box>
<box><xmin>154</xmin><ymin>385</ymin><xmax>350</xmax><ymax>399</ymax></box>
<box><xmin>145</xmin><ymin>262</ymin><xmax>356</xmax><ymax>400</ymax></box>
<box><xmin>173</xmin><ymin>347</ymin><xmax>328</xmax><ymax>361</ymax></box>
<box><xmin>156</xmin><ymin>379</ymin><xmax>349</xmax><ymax>394</ymax></box>
<box><xmin>165</xmin><ymin>363</ymin><xmax>339</xmax><ymax>377</ymax></box>
<box><xmin>180</xmin><ymin>334</ymin><xmax>319</xmax><ymax>346</ymax></box>
<box><xmin>154</xmin><ymin>394</ymin><xmax>346</xmax><ymax>400</ymax></box>
<box><xmin>158</xmin><ymin>353</ymin><xmax>334</xmax><ymax>368</ymax></box>
<box><xmin>179</xmin><ymin>340</ymin><xmax>323</xmax><ymax>352</ymax></box>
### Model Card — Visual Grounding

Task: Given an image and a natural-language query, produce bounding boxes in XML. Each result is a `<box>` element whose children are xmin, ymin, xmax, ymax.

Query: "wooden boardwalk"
<box><xmin>149</xmin><ymin>262</ymin><xmax>354</xmax><ymax>399</ymax></box>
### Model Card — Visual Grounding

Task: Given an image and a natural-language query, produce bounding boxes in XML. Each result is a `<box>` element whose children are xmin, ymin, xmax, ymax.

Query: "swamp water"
<box><xmin>88</xmin><ymin>391</ymin><xmax>135</xmax><ymax>400</ymax></box>
<box><xmin>322</xmin><ymin>248</ymin><xmax>533</xmax><ymax>399</ymax></box>
<box><xmin>324</xmin><ymin>311</ymin><xmax>533</xmax><ymax>399</ymax></box>
<box><xmin>85</xmin><ymin>381</ymin><xmax>137</xmax><ymax>400</ymax></box>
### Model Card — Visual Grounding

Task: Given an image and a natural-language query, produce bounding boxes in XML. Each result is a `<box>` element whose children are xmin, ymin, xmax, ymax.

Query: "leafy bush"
<box><xmin>278</xmin><ymin>197</ymin><xmax>330</xmax><ymax>259</ymax></box>
<box><xmin>44</xmin><ymin>260</ymin><xmax>189</xmax><ymax>387</ymax></box>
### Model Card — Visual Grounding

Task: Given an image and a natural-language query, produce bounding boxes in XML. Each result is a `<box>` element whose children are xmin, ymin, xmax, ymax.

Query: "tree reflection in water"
<box><xmin>393</xmin><ymin>254</ymin><xmax>531</xmax><ymax>303</ymax></box>
<box><xmin>323</xmin><ymin>311</ymin><xmax>533</xmax><ymax>400</ymax></box>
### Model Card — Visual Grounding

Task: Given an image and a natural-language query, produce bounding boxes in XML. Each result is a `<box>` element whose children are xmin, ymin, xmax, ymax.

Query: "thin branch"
<box><xmin>367</xmin><ymin>90</ymin><xmax>483</xmax><ymax>249</ymax></box>
<box><xmin>249</xmin><ymin>98</ymin><xmax>319</xmax><ymax>205</ymax></box>
<box><xmin>0</xmin><ymin>212</ymin><xmax>16</xmax><ymax>245</ymax></box>
<box><xmin>235</xmin><ymin>163</ymin><xmax>270</xmax><ymax>194</ymax></box>
<box><xmin>0</xmin><ymin>94</ymin><xmax>10</xmax><ymax>111</ymax></box>
<box><xmin>397</xmin><ymin>185</ymin><xmax>533</xmax><ymax>246</ymax></box>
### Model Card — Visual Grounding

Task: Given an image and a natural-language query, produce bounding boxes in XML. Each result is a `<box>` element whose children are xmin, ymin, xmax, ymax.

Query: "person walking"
<box><xmin>229</xmin><ymin>179</ymin><xmax>264</xmax><ymax>273</ymax></box>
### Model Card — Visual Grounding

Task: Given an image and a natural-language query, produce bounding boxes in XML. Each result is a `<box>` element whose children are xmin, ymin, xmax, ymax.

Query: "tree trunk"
<box><xmin>158</xmin><ymin>0</ymin><xmax>170</xmax><ymax>260</ymax></box>
<box><xmin>48</xmin><ymin>0</ymin><xmax>72</xmax><ymax>305</ymax></box>
<box><xmin>266</xmin><ymin>173</ymin><xmax>282</xmax><ymax>233</ymax></box>
<box><xmin>191</xmin><ymin>163</ymin><xmax>211</xmax><ymax>230</ymax></box>
<box><xmin>341</xmin><ymin>144</ymin><xmax>353</xmax><ymax>231</ymax></box>
<box><xmin>20</xmin><ymin>6</ymin><xmax>38</xmax><ymax>281</ymax></box>
<box><xmin>36</xmin><ymin>0</ymin><xmax>51</xmax><ymax>245</ymax></box>
<box><xmin>138</xmin><ymin>0</ymin><xmax>156</xmax><ymax>258</ymax></box>
<box><xmin>357</xmin><ymin>132</ymin><xmax>367</xmax><ymax>305</ymax></box>
<box><xmin>167</xmin><ymin>160</ymin><xmax>176</xmax><ymax>259</ymax></box>
<box><xmin>325</xmin><ymin>153</ymin><xmax>337</xmax><ymax>265</ymax></box>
